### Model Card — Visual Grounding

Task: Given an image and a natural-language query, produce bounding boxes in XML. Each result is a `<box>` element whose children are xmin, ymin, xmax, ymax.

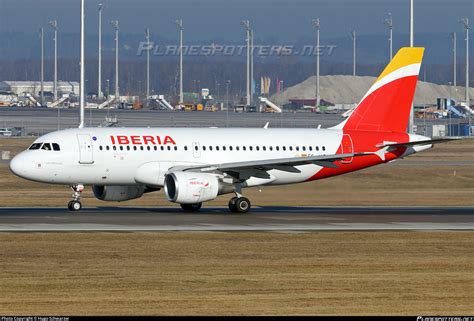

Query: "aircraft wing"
<box><xmin>168</xmin><ymin>153</ymin><xmax>368</xmax><ymax>180</ymax></box>
<box><xmin>376</xmin><ymin>137</ymin><xmax>462</xmax><ymax>149</ymax></box>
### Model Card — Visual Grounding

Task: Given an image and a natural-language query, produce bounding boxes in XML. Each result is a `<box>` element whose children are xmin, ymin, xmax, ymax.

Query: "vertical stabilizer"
<box><xmin>337</xmin><ymin>47</ymin><xmax>424</xmax><ymax>133</ymax></box>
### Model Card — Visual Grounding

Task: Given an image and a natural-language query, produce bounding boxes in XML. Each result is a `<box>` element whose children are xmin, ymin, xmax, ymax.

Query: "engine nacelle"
<box><xmin>92</xmin><ymin>185</ymin><xmax>145</xmax><ymax>202</ymax></box>
<box><xmin>164</xmin><ymin>172</ymin><xmax>225</xmax><ymax>204</ymax></box>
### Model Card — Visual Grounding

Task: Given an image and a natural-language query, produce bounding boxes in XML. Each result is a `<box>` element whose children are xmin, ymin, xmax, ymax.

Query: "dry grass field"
<box><xmin>0</xmin><ymin>232</ymin><xmax>472</xmax><ymax>315</ymax></box>
<box><xmin>0</xmin><ymin>137</ymin><xmax>473</xmax><ymax>207</ymax></box>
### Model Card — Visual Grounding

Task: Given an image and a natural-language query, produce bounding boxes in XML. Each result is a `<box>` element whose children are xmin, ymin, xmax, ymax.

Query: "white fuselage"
<box><xmin>10</xmin><ymin>127</ymin><xmax>345</xmax><ymax>188</ymax></box>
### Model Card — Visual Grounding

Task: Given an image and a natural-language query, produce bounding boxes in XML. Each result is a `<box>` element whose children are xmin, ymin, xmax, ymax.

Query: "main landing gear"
<box><xmin>228</xmin><ymin>195</ymin><xmax>251</xmax><ymax>214</ymax></box>
<box><xmin>68</xmin><ymin>184</ymin><xmax>84</xmax><ymax>212</ymax></box>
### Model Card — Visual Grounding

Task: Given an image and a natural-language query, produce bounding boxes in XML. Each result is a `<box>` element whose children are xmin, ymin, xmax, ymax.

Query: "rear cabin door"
<box><xmin>341</xmin><ymin>134</ymin><xmax>354</xmax><ymax>164</ymax></box>
<box><xmin>77</xmin><ymin>134</ymin><xmax>94</xmax><ymax>164</ymax></box>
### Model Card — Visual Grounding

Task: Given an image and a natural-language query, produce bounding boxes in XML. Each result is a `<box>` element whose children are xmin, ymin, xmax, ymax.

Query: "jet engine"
<box><xmin>92</xmin><ymin>185</ymin><xmax>146</xmax><ymax>202</ymax></box>
<box><xmin>164</xmin><ymin>172</ymin><xmax>233</xmax><ymax>204</ymax></box>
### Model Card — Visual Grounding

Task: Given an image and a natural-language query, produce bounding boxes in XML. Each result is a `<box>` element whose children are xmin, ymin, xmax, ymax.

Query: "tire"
<box><xmin>180</xmin><ymin>203</ymin><xmax>202</xmax><ymax>212</ymax></box>
<box><xmin>235</xmin><ymin>197</ymin><xmax>251</xmax><ymax>214</ymax></box>
<box><xmin>228</xmin><ymin>197</ymin><xmax>238</xmax><ymax>213</ymax></box>
<box><xmin>68</xmin><ymin>200</ymin><xmax>82</xmax><ymax>212</ymax></box>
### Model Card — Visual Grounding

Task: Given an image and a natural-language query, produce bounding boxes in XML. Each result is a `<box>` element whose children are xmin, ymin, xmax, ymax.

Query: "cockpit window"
<box><xmin>52</xmin><ymin>143</ymin><xmax>60</xmax><ymax>151</ymax></box>
<box><xmin>41</xmin><ymin>143</ymin><xmax>52</xmax><ymax>151</ymax></box>
<box><xmin>29</xmin><ymin>143</ymin><xmax>42</xmax><ymax>150</ymax></box>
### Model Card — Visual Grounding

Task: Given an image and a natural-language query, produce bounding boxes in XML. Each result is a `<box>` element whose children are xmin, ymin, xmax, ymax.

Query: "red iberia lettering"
<box><xmin>131</xmin><ymin>136</ymin><xmax>141</xmax><ymax>145</ymax></box>
<box><xmin>143</xmin><ymin>136</ymin><xmax>155</xmax><ymax>145</ymax></box>
<box><xmin>109</xmin><ymin>135</ymin><xmax>176</xmax><ymax>145</ymax></box>
<box><xmin>163</xmin><ymin>136</ymin><xmax>176</xmax><ymax>145</ymax></box>
<box><xmin>117</xmin><ymin>136</ymin><xmax>130</xmax><ymax>144</ymax></box>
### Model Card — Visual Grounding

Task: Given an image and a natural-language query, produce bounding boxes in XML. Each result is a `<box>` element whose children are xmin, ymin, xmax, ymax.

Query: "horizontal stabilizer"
<box><xmin>376</xmin><ymin>137</ymin><xmax>462</xmax><ymax>149</ymax></box>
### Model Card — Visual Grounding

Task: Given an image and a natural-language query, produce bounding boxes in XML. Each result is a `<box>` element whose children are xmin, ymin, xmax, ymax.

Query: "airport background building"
<box><xmin>0</xmin><ymin>81</ymin><xmax>80</xmax><ymax>97</ymax></box>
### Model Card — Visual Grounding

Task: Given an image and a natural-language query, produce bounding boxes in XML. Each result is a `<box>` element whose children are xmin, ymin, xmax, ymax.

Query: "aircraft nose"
<box><xmin>9</xmin><ymin>152</ymin><xmax>28</xmax><ymax>178</ymax></box>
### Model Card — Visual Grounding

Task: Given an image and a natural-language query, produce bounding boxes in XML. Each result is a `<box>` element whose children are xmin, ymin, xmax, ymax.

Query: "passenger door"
<box><xmin>77</xmin><ymin>134</ymin><xmax>94</xmax><ymax>164</ymax></box>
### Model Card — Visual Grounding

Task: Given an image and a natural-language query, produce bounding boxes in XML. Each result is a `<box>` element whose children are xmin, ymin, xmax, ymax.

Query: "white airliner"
<box><xmin>9</xmin><ymin>48</ymin><xmax>457</xmax><ymax>213</ymax></box>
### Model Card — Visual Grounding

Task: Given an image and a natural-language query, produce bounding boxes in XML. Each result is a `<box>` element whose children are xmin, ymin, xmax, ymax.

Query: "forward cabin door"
<box><xmin>341</xmin><ymin>134</ymin><xmax>353</xmax><ymax>164</ymax></box>
<box><xmin>77</xmin><ymin>134</ymin><xmax>94</xmax><ymax>164</ymax></box>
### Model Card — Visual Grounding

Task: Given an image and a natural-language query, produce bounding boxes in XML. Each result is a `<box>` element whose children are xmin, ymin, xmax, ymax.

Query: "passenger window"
<box><xmin>229</xmin><ymin>146</ymin><xmax>233</xmax><ymax>151</ymax></box>
<box><xmin>209</xmin><ymin>146</ymin><xmax>213</xmax><ymax>151</ymax></box>
<box><xmin>289</xmin><ymin>146</ymin><xmax>293</xmax><ymax>151</ymax></box>
<box><xmin>203</xmin><ymin>146</ymin><xmax>207</xmax><ymax>151</ymax></box>
<box><xmin>243</xmin><ymin>146</ymin><xmax>246</xmax><ymax>151</ymax></box>
<box><xmin>99</xmin><ymin>146</ymin><xmax>103</xmax><ymax>151</ymax></box>
<box><xmin>160</xmin><ymin>146</ymin><xmax>164</xmax><ymax>151</ymax></box>
<box><xmin>154</xmin><ymin>146</ymin><xmax>157</xmax><ymax>151</ymax></box>
<box><xmin>41</xmin><ymin>143</ymin><xmax>52</xmax><ymax>151</ymax></box>
<box><xmin>276</xmin><ymin>146</ymin><xmax>280</xmax><ymax>151</ymax></box>
<box><xmin>167</xmin><ymin>146</ymin><xmax>171</xmax><ymax>151</ymax></box>
<box><xmin>106</xmin><ymin>146</ymin><xmax>110</xmax><ymax>151</ymax></box>
<box><xmin>120</xmin><ymin>146</ymin><xmax>124</xmax><ymax>151</ymax></box>
<box><xmin>256</xmin><ymin>146</ymin><xmax>260</xmax><ymax>151</ymax></box>
<box><xmin>309</xmin><ymin>146</ymin><xmax>313</xmax><ymax>151</ymax></box>
<box><xmin>113</xmin><ymin>146</ymin><xmax>117</xmax><ymax>151</ymax></box>
<box><xmin>216</xmin><ymin>146</ymin><xmax>220</xmax><ymax>151</ymax></box>
<box><xmin>296</xmin><ymin>146</ymin><xmax>300</xmax><ymax>151</ymax></box>
<box><xmin>147</xmin><ymin>146</ymin><xmax>151</xmax><ymax>151</ymax></box>
<box><xmin>302</xmin><ymin>146</ymin><xmax>306</xmax><ymax>151</ymax></box>
<box><xmin>322</xmin><ymin>146</ymin><xmax>326</xmax><ymax>151</ymax></box>
<box><xmin>174</xmin><ymin>146</ymin><xmax>178</xmax><ymax>151</ymax></box>
<box><xmin>128</xmin><ymin>146</ymin><xmax>131</xmax><ymax>151</ymax></box>
<box><xmin>52</xmin><ymin>143</ymin><xmax>60</xmax><ymax>151</ymax></box>
<box><xmin>184</xmin><ymin>146</ymin><xmax>188</xmax><ymax>151</ymax></box>
<box><xmin>269</xmin><ymin>146</ymin><xmax>273</xmax><ymax>151</ymax></box>
<box><xmin>316</xmin><ymin>146</ymin><xmax>319</xmax><ymax>151</ymax></box>
<box><xmin>249</xmin><ymin>146</ymin><xmax>253</xmax><ymax>151</ymax></box>
<box><xmin>263</xmin><ymin>146</ymin><xmax>266</xmax><ymax>151</ymax></box>
<box><xmin>194</xmin><ymin>145</ymin><xmax>198</xmax><ymax>151</ymax></box>
<box><xmin>223</xmin><ymin>146</ymin><xmax>226</xmax><ymax>151</ymax></box>
<box><xmin>29</xmin><ymin>143</ymin><xmax>42</xmax><ymax>150</ymax></box>
<box><xmin>236</xmin><ymin>146</ymin><xmax>240</xmax><ymax>151</ymax></box>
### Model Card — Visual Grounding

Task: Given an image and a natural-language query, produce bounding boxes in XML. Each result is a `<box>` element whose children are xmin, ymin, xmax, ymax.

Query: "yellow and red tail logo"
<box><xmin>341</xmin><ymin>47</ymin><xmax>424</xmax><ymax>133</ymax></box>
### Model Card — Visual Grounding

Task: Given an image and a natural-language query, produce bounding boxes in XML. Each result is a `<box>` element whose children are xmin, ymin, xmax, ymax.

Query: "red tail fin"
<box><xmin>339</xmin><ymin>47</ymin><xmax>424</xmax><ymax>133</ymax></box>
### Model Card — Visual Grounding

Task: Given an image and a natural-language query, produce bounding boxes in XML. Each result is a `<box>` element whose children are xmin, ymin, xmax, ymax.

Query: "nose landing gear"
<box><xmin>68</xmin><ymin>184</ymin><xmax>84</xmax><ymax>211</ymax></box>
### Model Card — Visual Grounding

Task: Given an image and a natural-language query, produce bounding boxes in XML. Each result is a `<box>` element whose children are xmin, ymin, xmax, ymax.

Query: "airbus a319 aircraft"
<box><xmin>10</xmin><ymin>47</ymin><xmax>456</xmax><ymax>213</ymax></box>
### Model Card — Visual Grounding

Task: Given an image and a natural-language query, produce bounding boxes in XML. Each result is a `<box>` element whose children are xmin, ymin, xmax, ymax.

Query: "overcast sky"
<box><xmin>1</xmin><ymin>0</ymin><xmax>473</xmax><ymax>41</ymax></box>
